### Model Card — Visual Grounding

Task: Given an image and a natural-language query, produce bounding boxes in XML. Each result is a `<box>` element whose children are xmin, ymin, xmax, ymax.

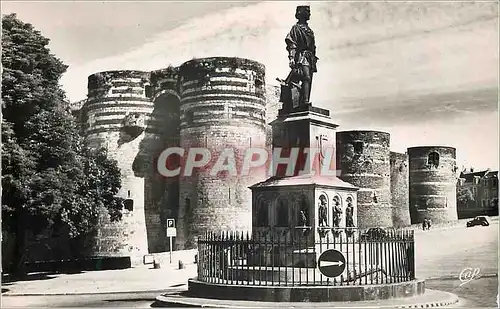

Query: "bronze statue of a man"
<box><xmin>285</xmin><ymin>5</ymin><xmax>318</xmax><ymax>106</ymax></box>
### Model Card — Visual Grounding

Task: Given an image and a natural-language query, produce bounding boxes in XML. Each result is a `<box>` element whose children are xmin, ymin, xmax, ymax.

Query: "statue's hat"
<box><xmin>295</xmin><ymin>5</ymin><xmax>310</xmax><ymax>19</ymax></box>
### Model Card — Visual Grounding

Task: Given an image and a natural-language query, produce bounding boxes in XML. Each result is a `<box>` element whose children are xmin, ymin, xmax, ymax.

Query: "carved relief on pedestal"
<box><xmin>317</xmin><ymin>194</ymin><xmax>330</xmax><ymax>238</ymax></box>
<box><xmin>345</xmin><ymin>196</ymin><xmax>355</xmax><ymax>237</ymax></box>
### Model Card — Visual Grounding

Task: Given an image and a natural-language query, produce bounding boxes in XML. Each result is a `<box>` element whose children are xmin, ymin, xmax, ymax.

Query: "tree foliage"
<box><xmin>457</xmin><ymin>186</ymin><xmax>474</xmax><ymax>206</ymax></box>
<box><xmin>2</xmin><ymin>14</ymin><xmax>124</xmax><ymax>272</ymax></box>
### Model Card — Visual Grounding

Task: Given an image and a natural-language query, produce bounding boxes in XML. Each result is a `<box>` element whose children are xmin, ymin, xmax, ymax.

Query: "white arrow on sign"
<box><xmin>320</xmin><ymin>260</ymin><xmax>344</xmax><ymax>267</ymax></box>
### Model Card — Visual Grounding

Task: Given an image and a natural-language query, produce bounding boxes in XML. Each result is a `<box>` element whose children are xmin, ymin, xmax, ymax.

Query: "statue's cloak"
<box><xmin>285</xmin><ymin>23</ymin><xmax>318</xmax><ymax>73</ymax></box>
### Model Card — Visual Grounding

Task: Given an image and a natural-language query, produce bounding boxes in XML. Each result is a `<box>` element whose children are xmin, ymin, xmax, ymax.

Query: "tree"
<box><xmin>2</xmin><ymin>14</ymin><xmax>123</xmax><ymax>276</ymax></box>
<box><xmin>457</xmin><ymin>186</ymin><xmax>474</xmax><ymax>208</ymax></box>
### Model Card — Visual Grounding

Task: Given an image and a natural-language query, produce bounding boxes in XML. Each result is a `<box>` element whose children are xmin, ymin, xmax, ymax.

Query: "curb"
<box><xmin>425</xmin><ymin>273</ymin><xmax>498</xmax><ymax>281</ymax></box>
<box><xmin>154</xmin><ymin>289</ymin><xmax>460</xmax><ymax>308</ymax></box>
<box><xmin>2</xmin><ymin>285</ymin><xmax>187</xmax><ymax>297</ymax></box>
<box><xmin>394</xmin><ymin>293</ymin><xmax>459</xmax><ymax>308</ymax></box>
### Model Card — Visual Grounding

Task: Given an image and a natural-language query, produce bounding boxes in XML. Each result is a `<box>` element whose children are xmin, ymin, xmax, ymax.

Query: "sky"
<box><xmin>2</xmin><ymin>1</ymin><xmax>499</xmax><ymax>171</ymax></box>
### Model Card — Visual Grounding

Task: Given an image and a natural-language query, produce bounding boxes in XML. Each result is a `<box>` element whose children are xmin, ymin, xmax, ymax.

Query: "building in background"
<box><xmin>457</xmin><ymin>168</ymin><xmax>499</xmax><ymax>219</ymax></box>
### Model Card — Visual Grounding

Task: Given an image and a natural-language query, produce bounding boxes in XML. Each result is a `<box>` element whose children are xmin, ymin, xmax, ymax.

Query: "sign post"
<box><xmin>166</xmin><ymin>218</ymin><xmax>176</xmax><ymax>264</ymax></box>
<box><xmin>317</xmin><ymin>249</ymin><xmax>346</xmax><ymax>278</ymax></box>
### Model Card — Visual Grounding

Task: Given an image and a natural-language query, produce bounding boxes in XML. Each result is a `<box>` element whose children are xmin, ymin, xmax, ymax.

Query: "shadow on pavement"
<box><xmin>1</xmin><ymin>270</ymin><xmax>82</xmax><ymax>284</ymax></box>
<box><xmin>105</xmin><ymin>298</ymin><xmax>157</xmax><ymax>303</ymax></box>
<box><xmin>150</xmin><ymin>300</ymin><xmax>193</xmax><ymax>307</ymax></box>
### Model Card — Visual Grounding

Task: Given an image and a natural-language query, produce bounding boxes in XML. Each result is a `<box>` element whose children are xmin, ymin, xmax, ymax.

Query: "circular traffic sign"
<box><xmin>317</xmin><ymin>249</ymin><xmax>346</xmax><ymax>278</ymax></box>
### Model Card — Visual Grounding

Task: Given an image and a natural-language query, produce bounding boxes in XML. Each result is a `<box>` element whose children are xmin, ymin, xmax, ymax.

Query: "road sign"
<box><xmin>166</xmin><ymin>227</ymin><xmax>176</xmax><ymax>237</ymax></box>
<box><xmin>317</xmin><ymin>249</ymin><xmax>346</xmax><ymax>278</ymax></box>
<box><xmin>166</xmin><ymin>218</ymin><xmax>176</xmax><ymax>237</ymax></box>
<box><xmin>166</xmin><ymin>218</ymin><xmax>176</xmax><ymax>264</ymax></box>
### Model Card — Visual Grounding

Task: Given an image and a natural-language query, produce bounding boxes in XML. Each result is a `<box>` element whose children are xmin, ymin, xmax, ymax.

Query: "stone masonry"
<box><xmin>83</xmin><ymin>70</ymin><xmax>152</xmax><ymax>265</ymax></box>
<box><xmin>408</xmin><ymin>146</ymin><xmax>458</xmax><ymax>224</ymax></box>
<box><xmin>336</xmin><ymin>131</ymin><xmax>393</xmax><ymax>228</ymax></box>
<box><xmin>70</xmin><ymin>56</ymin><xmax>458</xmax><ymax>262</ymax></box>
<box><xmin>176</xmin><ymin>57</ymin><xmax>268</xmax><ymax>249</ymax></box>
<box><xmin>390</xmin><ymin>151</ymin><xmax>411</xmax><ymax>227</ymax></box>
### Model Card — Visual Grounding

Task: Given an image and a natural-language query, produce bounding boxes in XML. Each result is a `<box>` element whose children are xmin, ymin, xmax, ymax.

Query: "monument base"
<box><xmin>185</xmin><ymin>278</ymin><xmax>425</xmax><ymax>302</ymax></box>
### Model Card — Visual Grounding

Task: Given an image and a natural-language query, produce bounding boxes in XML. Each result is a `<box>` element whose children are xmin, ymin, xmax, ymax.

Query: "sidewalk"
<box><xmin>2</xmin><ymin>263</ymin><xmax>196</xmax><ymax>296</ymax></box>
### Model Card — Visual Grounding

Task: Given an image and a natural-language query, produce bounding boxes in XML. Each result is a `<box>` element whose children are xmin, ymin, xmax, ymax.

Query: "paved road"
<box><xmin>1</xmin><ymin>290</ymin><xmax>181</xmax><ymax>308</ymax></box>
<box><xmin>415</xmin><ymin>221</ymin><xmax>498</xmax><ymax>307</ymax></box>
<box><xmin>2</xmin><ymin>221</ymin><xmax>498</xmax><ymax>307</ymax></box>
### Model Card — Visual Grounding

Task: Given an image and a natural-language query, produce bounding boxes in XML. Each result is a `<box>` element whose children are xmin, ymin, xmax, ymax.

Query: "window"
<box><xmin>428</xmin><ymin>152</ymin><xmax>440</xmax><ymax>168</ymax></box>
<box><xmin>482</xmin><ymin>200</ymin><xmax>486</xmax><ymax>207</ymax></box>
<box><xmin>145</xmin><ymin>84</ymin><xmax>153</xmax><ymax>98</ymax></box>
<box><xmin>353</xmin><ymin>142</ymin><xmax>363</xmax><ymax>153</ymax></box>
<box><xmin>124</xmin><ymin>199</ymin><xmax>134</xmax><ymax>211</ymax></box>
<box><xmin>372</xmin><ymin>191</ymin><xmax>378</xmax><ymax>203</ymax></box>
<box><xmin>276</xmin><ymin>200</ymin><xmax>289</xmax><ymax>227</ymax></box>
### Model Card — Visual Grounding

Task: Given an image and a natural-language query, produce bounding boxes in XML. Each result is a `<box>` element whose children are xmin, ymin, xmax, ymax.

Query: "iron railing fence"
<box><xmin>197</xmin><ymin>227</ymin><xmax>415</xmax><ymax>286</ymax></box>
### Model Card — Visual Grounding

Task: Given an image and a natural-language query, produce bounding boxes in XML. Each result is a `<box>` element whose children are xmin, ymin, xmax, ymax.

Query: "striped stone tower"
<box><xmin>336</xmin><ymin>130</ymin><xmax>393</xmax><ymax>228</ymax></box>
<box><xmin>408</xmin><ymin>146</ymin><xmax>458</xmax><ymax>224</ymax></box>
<box><xmin>176</xmin><ymin>57</ymin><xmax>268</xmax><ymax>249</ymax></box>
<box><xmin>83</xmin><ymin>70</ymin><xmax>152</xmax><ymax>264</ymax></box>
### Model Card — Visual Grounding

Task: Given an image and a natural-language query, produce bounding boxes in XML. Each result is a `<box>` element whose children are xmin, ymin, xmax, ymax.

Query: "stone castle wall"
<box><xmin>176</xmin><ymin>57</ymin><xmax>268</xmax><ymax>249</ymax></box>
<box><xmin>336</xmin><ymin>131</ymin><xmax>393</xmax><ymax>228</ymax></box>
<box><xmin>408</xmin><ymin>146</ymin><xmax>458</xmax><ymax>224</ymax></box>
<box><xmin>390</xmin><ymin>151</ymin><xmax>411</xmax><ymax>227</ymax></box>
<box><xmin>74</xmin><ymin>59</ymin><xmax>431</xmax><ymax>261</ymax></box>
<box><xmin>142</xmin><ymin>67</ymin><xmax>181</xmax><ymax>252</ymax></box>
<box><xmin>83</xmin><ymin>70</ymin><xmax>152</xmax><ymax>265</ymax></box>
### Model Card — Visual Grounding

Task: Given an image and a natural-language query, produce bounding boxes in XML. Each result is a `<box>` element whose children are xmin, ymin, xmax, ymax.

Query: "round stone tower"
<box><xmin>336</xmin><ymin>130</ymin><xmax>392</xmax><ymax>228</ymax></box>
<box><xmin>407</xmin><ymin>146</ymin><xmax>458</xmax><ymax>224</ymax></box>
<box><xmin>83</xmin><ymin>70</ymin><xmax>152</xmax><ymax>264</ymax></box>
<box><xmin>390</xmin><ymin>151</ymin><xmax>411</xmax><ymax>227</ymax></box>
<box><xmin>176</xmin><ymin>57</ymin><xmax>268</xmax><ymax>249</ymax></box>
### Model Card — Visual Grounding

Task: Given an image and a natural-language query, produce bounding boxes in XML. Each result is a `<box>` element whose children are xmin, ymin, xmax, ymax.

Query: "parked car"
<box><xmin>466</xmin><ymin>216</ymin><xmax>489</xmax><ymax>228</ymax></box>
<box><xmin>359</xmin><ymin>227</ymin><xmax>387</xmax><ymax>241</ymax></box>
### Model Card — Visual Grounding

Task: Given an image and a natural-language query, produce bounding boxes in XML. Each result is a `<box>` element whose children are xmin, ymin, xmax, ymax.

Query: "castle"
<box><xmin>71</xmin><ymin>56</ymin><xmax>459</xmax><ymax>265</ymax></box>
